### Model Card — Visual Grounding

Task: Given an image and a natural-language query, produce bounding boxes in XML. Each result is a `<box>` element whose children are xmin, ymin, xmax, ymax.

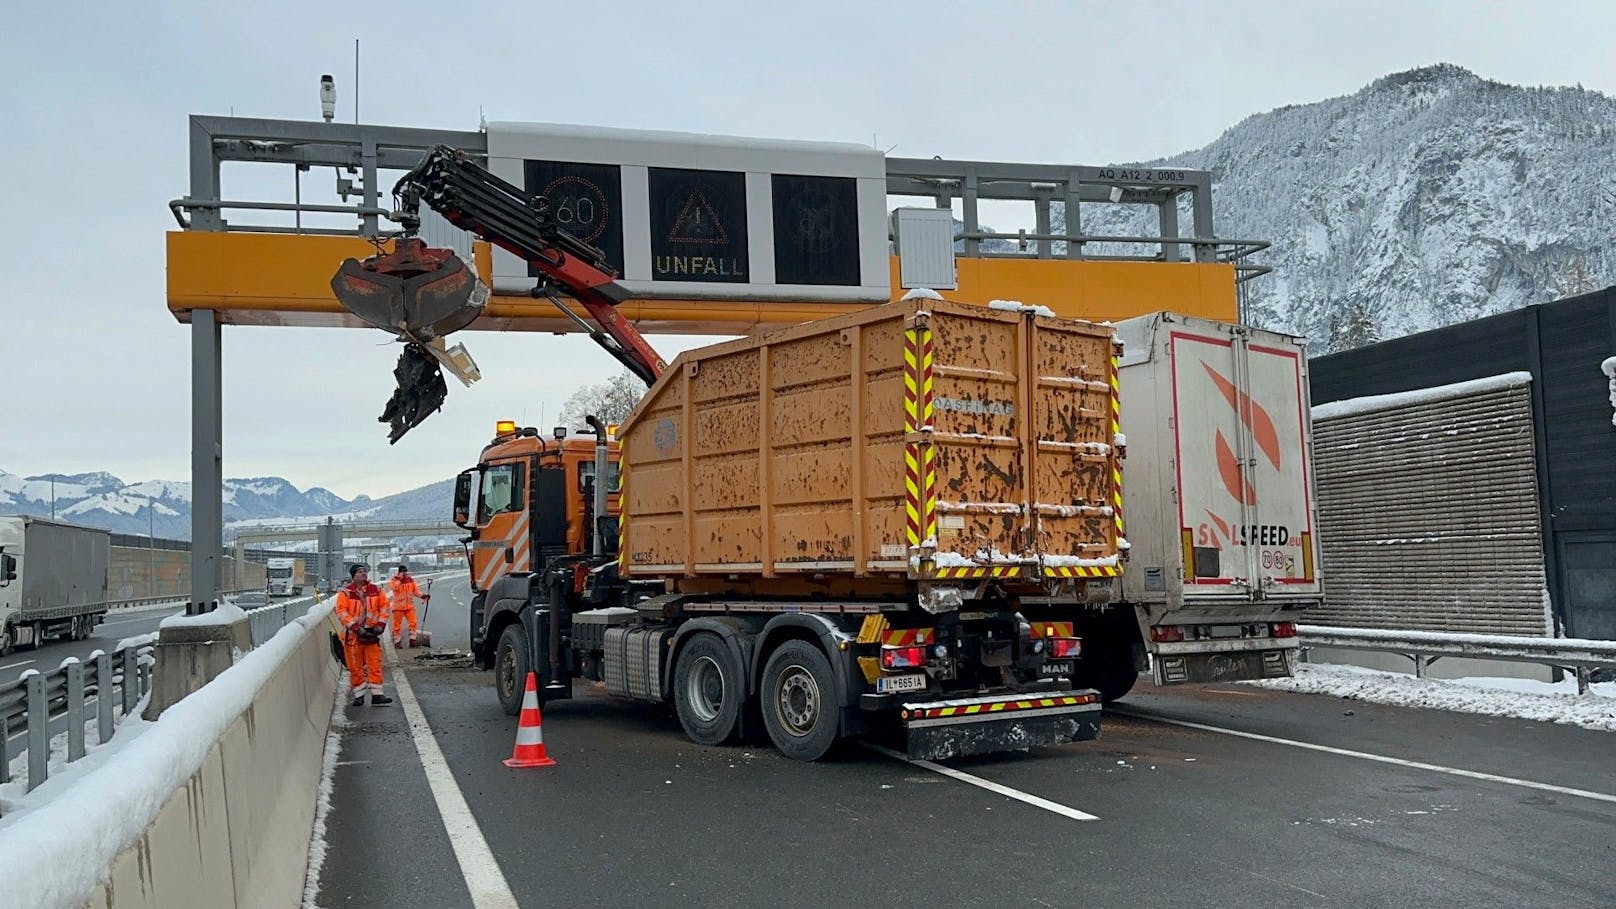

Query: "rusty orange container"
<box><xmin>617</xmin><ymin>298</ymin><xmax>1123</xmax><ymax>593</ymax></box>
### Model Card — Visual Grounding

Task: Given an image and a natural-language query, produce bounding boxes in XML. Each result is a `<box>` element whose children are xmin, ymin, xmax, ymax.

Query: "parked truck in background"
<box><xmin>463</xmin><ymin>301</ymin><xmax>1119</xmax><ymax>761</ymax></box>
<box><xmin>1062</xmin><ymin>312</ymin><xmax>1321</xmax><ymax>700</ymax></box>
<box><xmin>0</xmin><ymin>516</ymin><xmax>111</xmax><ymax>656</ymax></box>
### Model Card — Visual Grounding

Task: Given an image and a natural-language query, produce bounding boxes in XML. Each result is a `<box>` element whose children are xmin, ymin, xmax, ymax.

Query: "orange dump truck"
<box><xmin>464</xmin><ymin>298</ymin><xmax>1123</xmax><ymax>761</ymax></box>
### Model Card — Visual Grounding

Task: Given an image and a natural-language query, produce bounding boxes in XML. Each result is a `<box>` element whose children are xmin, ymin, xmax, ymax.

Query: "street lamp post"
<box><xmin>148</xmin><ymin>496</ymin><xmax>156</xmax><ymax>598</ymax></box>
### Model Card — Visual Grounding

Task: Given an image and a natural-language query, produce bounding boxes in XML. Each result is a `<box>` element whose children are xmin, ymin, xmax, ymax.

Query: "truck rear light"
<box><xmin>572</xmin><ymin>563</ymin><xmax>590</xmax><ymax>594</ymax></box>
<box><xmin>1150</xmin><ymin>625</ymin><xmax>1184</xmax><ymax>643</ymax></box>
<box><xmin>1049</xmin><ymin>637</ymin><xmax>1081</xmax><ymax>659</ymax></box>
<box><xmin>880</xmin><ymin>644</ymin><xmax>928</xmax><ymax>670</ymax></box>
<box><xmin>1270</xmin><ymin>621</ymin><xmax>1297</xmax><ymax>638</ymax></box>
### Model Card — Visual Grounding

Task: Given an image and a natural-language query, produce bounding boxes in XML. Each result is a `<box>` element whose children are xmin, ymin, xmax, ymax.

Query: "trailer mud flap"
<box><xmin>1154</xmin><ymin>649</ymin><xmax>1292</xmax><ymax>685</ymax></box>
<box><xmin>902</xmin><ymin>692</ymin><xmax>1101</xmax><ymax>762</ymax></box>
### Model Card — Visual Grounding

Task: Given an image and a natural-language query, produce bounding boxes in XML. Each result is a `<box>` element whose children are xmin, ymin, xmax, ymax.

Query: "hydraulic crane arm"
<box><xmin>331</xmin><ymin>146</ymin><xmax>666</xmax><ymax>442</ymax></box>
<box><xmin>391</xmin><ymin>146</ymin><xmax>665</xmax><ymax>386</ymax></box>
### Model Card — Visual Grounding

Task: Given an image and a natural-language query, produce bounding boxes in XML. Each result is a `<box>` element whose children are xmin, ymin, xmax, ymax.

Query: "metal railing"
<box><xmin>0</xmin><ymin>639</ymin><xmax>155</xmax><ymax>804</ymax></box>
<box><xmin>0</xmin><ymin>595</ymin><xmax>321</xmax><ymax>811</ymax></box>
<box><xmin>1299</xmin><ymin>624</ymin><xmax>1616</xmax><ymax>695</ymax></box>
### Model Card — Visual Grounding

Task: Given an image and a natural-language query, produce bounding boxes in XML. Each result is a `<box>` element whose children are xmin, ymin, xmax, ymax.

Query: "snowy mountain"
<box><xmin>0</xmin><ymin>468</ymin><xmax>446</xmax><ymax>539</ymax></box>
<box><xmin>1063</xmin><ymin>64</ymin><xmax>1616</xmax><ymax>351</ymax></box>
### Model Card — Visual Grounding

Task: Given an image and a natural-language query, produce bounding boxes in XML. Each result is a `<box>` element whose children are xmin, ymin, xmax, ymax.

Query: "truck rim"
<box><xmin>686</xmin><ymin>655</ymin><xmax>726</xmax><ymax>723</ymax></box>
<box><xmin>775</xmin><ymin>666</ymin><xmax>820</xmax><ymax>736</ymax></box>
<box><xmin>498</xmin><ymin>641</ymin><xmax>516</xmax><ymax>701</ymax></box>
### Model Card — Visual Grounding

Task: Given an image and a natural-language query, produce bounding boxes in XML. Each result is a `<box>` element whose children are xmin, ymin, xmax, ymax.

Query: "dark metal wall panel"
<box><xmin>1309</xmin><ymin>383</ymin><xmax>1551</xmax><ymax>635</ymax></box>
<box><xmin>1535</xmin><ymin>295</ymin><xmax>1616</xmax><ymax>534</ymax></box>
<box><xmin>1309</xmin><ymin>309</ymin><xmax>1529</xmax><ymax>406</ymax></box>
<box><xmin>1310</xmin><ymin>287</ymin><xmax>1616</xmax><ymax>639</ymax></box>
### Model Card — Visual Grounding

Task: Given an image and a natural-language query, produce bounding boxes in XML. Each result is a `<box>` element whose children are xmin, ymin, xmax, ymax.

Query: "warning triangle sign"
<box><xmin>668</xmin><ymin>191</ymin><xmax>729</xmax><ymax>244</ymax></box>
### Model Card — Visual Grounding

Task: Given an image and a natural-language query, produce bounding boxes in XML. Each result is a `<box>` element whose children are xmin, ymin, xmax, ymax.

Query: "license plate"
<box><xmin>877</xmin><ymin>673</ymin><xmax>927</xmax><ymax>694</ymax></box>
<box><xmin>1040</xmin><ymin>661</ymin><xmax>1074</xmax><ymax>676</ymax></box>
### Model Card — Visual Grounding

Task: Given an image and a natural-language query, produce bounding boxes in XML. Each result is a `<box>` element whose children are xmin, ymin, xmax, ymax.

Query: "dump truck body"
<box><xmin>619</xmin><ymin>298</ymin><xmax>1122</xmax><ymax>595</ymax></box>
<box><xmin>1112</xmin><ymin>312</ymin><xmax>1321</xmax><ymax>686</ymax></box>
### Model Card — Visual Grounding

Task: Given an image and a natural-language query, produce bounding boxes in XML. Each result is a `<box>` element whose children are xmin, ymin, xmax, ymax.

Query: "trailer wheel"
<box><xmin>1073</xmin><ymin>646</ymin><xmax>1138</xmax><ymax>703</ymax></box>
<box><xmin>494</xmin><ymin>623</ymin><xmax>530</xmax><ymax>717</ymax></box>
<box><xmin>760</xmin><ymin>640</ymin><xmax>839</xmax><ymax>761</ymax></box>
<box><xmin>673</xmin><ymin>634</ymin><xmax>742</xmax><ymax>746</ymax></box>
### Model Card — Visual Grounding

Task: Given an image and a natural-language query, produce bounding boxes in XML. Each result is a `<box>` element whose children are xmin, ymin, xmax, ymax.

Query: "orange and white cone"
<box><xmin>503</xmin><ymin>672</ymin><xmax>557</xmax><ymax>768</ymax></box>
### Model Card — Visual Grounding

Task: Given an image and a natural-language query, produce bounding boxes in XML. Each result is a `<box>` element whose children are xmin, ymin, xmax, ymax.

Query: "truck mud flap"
<box><xmin>901</xmin><ymin>692</ymin><xmax>1101</xmax><ymax>762</ymax></box>
<box><xmin>1154</xmin><ymin>649</ymin><xmax>1291</xmax><ymax>685</ymax></box>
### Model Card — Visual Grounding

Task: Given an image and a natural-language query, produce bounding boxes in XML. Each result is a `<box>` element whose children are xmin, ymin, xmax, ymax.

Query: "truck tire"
<box><xmin>759</xmin><ymin>640</ymin><xmax>840</xmax><ymax>762</ymax></box>
<box><xmin>494</xmin><ymin>623</ymin><xmax>530</xmax><ymax>717</ymax></box>
<box><xmin>673</xmin><ymin>634</ymin><xmax>742</xmax><ymax>746</ymax></box>
<box><xmin>1074</xmin><ymin>647</ymin><xmax>1139</xmax><ymax>703</ymax></box>
<box><xmin>0</xmin><ymin>621</ymin><xmax>13</xmax><ymax>657</ymax></box>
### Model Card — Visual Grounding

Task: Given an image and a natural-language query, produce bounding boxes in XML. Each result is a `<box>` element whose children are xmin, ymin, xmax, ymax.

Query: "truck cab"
<box><xmin>457</xmin><ymin>420</ymin><xmax>621</xmax><ymax>678</ymax></box>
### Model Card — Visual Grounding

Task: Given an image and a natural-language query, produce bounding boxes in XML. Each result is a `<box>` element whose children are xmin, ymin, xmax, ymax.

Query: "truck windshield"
<box><xmin>268</xmin><ymin>567</ymin><xmax>292</xmax><ymax>578</ymax></box>
<box><xmin>479</xmin><ymin>463</ymin><xmax>526</xmax><ymax>522</ymax></box>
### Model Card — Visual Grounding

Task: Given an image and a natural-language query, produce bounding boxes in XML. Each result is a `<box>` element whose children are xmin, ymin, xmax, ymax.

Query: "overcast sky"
<box><xmin>3</xmin><ymin>1</ymin><xmax>1613</xmax><ymax>499</ymax></box>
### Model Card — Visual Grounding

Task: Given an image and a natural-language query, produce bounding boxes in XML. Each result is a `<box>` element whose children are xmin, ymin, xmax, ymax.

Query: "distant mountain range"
<box><xmin>0</xmin><ymin>469</ymin><xmax>452</xmax><ymax>540</ymax></box>
<box><xmin>1066</xmin><ymin>64</ymin><xmax>1616</xmax><ymax>351</ymax></box>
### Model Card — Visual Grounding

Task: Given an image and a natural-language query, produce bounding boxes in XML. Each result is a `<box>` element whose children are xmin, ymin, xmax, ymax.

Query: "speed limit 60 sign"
<box><xmin>523</xmin><ymin>160</ymin><xmax>624</xmax><ymax>274</ymax></box>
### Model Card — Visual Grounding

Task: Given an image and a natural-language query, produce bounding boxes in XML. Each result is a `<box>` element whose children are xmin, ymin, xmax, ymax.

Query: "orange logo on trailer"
<box><xmin>1203</xmin><ymin>363</ymin><xmax>1281</xmax><ymax>507</ymax></box>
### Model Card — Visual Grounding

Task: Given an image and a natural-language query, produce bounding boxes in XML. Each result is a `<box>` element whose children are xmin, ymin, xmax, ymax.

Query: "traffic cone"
<box><xmin>503</xmin><ymin>672</ymin><xmax>557</xmax><ymax>768</ymax></box>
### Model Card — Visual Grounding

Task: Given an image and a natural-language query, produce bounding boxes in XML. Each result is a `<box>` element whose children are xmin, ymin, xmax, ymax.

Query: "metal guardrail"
<box><xmin>0</xmin><ymin>595</ymin><xmax>321</xmax><ymax>811</ymax></box>
<box><xmin>1299</xmin><ymin>624</ymin><xmax>1616</xmax><ymax>695</ymax></box>
<box><xmin>103</xmin><ymin>588</ymin><xmax>258</xmax><ymax>612</ymax></box>
<box><xmin>0</xmin><ymin>639</ymin><xmax>155</xmax><ymax>805</ymax></box>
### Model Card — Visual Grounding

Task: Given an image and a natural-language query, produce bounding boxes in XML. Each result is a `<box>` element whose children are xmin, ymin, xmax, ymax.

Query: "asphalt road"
<box><xmin>0</xmin><ymin>605</ymin><xmax>179</xmax><ymax>690</ymax></box>
<box><xmin>317</xmin><ymin>584</ymin><xmax>1616</xmax><ymax>908</ymax></box>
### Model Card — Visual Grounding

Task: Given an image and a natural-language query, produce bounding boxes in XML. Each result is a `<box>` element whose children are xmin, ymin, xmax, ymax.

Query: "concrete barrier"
<box><xmin>81</xmin><ymin>604</ymin><xmax>337</xmax><ymax>909</ymax></box>
<box><xmin>0</xmin><ymin>601</ymin><xmax>341</xmax><ymax>909</ymax></box>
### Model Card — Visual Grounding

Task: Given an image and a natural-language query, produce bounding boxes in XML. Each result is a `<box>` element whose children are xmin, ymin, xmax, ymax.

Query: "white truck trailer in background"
<box><xmin>1069</xmin><ymin>313</ymin><xmax>1323</xmax><ymax>701</ymax></box>
<box><xmin>0</xmin><ymin>516</ymin><xmax>111</xmax><ymax>656</ymax></box>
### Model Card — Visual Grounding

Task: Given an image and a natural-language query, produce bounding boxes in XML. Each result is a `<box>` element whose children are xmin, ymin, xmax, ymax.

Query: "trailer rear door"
<box><xmin>1170</xmin><ymin>326</ymin><xmax>1320</xmax><ymax>597</ymax></box>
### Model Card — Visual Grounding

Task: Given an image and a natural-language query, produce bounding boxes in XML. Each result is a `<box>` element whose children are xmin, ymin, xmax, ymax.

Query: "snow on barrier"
<box><xmin>0</xmin><ymin>598</ymin><xmax>340</xmax><ymax>909</ymax></box>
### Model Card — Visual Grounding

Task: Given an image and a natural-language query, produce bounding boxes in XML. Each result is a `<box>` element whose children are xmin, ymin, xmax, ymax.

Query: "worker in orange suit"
<box><xmin>335</xmin><ymin>564</ymin><xmax>392</xmax><ymax>706</ymax></box>
<box><xmin>388</xmin><ymin>563</ymin><xmax>427</xmax><ymax>647</ymax></box>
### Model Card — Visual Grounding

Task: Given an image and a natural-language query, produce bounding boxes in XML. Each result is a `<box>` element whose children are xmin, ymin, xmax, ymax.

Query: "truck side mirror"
<box><xmin>0</xmin><ymin>553</ymin><xmax>14</xmax><ymax>585</ymax></box>
<box><xmin>453</xmin><ymin>469</ymin><xmax>476</xmax><ymax>528</ymax></box>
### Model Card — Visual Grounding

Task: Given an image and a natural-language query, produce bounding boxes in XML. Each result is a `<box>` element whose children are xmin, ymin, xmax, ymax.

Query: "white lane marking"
<box><xmin>389</xmin><ymin>650</ymin><xmax>519</xmax><ymax>908</ymax></box>
<box><xmin>0</xmin><ymin>659</ymin><xmax>36</xmax><ymax>671</ymax></box>
<box><xmin>1114</xmin><ymin>710</ymin><xmax>1616</xmax><ymax>807</ymax></box>
<box><xmin>865</xmin><ymin>744</ymin><xmax>1100</xmax><ymax>821</ymax></box>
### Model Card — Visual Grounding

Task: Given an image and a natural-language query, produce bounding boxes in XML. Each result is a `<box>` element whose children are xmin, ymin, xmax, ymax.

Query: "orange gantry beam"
<box><xmin>166</xmin><ymin>231</ymin><xmax>1237</xmax><ymax>335</ymax></box>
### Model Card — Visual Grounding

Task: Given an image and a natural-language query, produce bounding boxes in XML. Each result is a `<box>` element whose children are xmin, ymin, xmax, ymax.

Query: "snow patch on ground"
<box><xmin>301</xmin><ymin>684</ymin><xmax>349</xmax><ymax>909</ymax></box>
<box><xmin>0</xmin><ymin>599</ymin><xmax>334</xmax><ymax>909</ymax></box>
<box><xmin>1312</xmin><ymin>371</ymin><xmax>1531</xmax><ymax>421</ymax></box>
<box><xmin>1245</xmin><ymin>663</ymin><xmax>1616</xmax><ymax>732</ymax></box>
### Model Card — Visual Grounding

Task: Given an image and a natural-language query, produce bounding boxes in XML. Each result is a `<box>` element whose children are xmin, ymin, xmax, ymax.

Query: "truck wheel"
<box><xmin>0</xmin><ymin>622</ymin><xmax>13</xmax><ymax>657</ymax></box>
<box><xmin>760</xmin><ymin>640</ymin><xmax>839</xmax><ymax>761</ymax></box>
<box><xmin>673</xmin><ymin>634</ymin><xmax>742</xmax><ymax>746</ymax></box>
<box><xmin>494</xmin><ymin>623</ymin><xmax>530</xmax><ymax>717</ymax></box>
<box><xmin>1074</xmin><ymin>647</ymin><xmax>1138</xmax><ymax>703</ymax></box>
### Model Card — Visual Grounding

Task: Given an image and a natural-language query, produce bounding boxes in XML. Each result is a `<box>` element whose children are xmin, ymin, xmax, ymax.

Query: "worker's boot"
<box><xmin>352</xmin><ymin>694</ymin><xmax>366</xmax><ymax>707</ymax></box>
<box><xmin>370</xmin><ymin>693</ymin><xmax>394</xmax><ymax>705</ymax></box>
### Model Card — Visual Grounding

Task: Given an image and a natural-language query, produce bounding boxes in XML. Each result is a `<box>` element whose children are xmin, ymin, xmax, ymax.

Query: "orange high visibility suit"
<box><xmin>335</xmin><ymin>580</ymin><xmax>389</xmax><ymax>696</ymax></box>
<box><xmin>388</xmin><ymin>572</ymin><xmax>423</xmax><ymax>646</ymax></box>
